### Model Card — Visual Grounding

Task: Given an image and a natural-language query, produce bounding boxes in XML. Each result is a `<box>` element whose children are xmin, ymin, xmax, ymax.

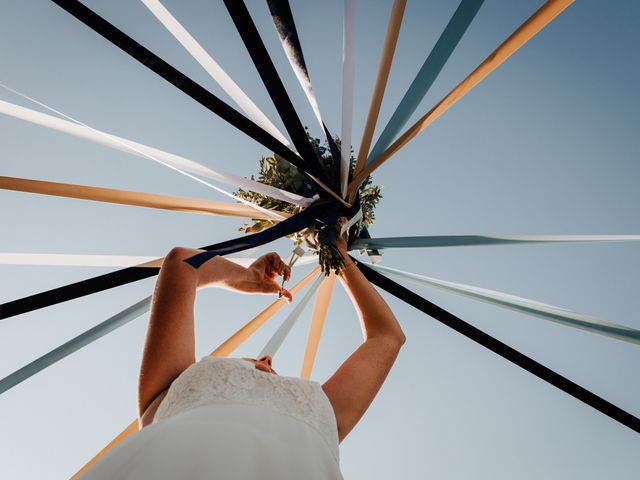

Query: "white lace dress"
<box><xmin>78</xmin><ymin>357</ymin><xmax>343</xmax><ymax>479</ymax></box>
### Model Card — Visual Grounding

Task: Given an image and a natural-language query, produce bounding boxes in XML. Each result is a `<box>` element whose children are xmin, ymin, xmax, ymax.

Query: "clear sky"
<box><xmin>1</xmin><ymin>0</ymin><xmax>639</xmax><ymax>479</ymax></box>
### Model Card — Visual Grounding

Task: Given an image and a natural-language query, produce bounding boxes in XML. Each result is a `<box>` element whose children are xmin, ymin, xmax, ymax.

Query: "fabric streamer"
<box><xmin>355</xmin><ymin>225</ymin><xmax>384</xmax><ymax>263</ymax></box>
<box><xmin>140</xmin><ymin>0</ymin><xmax>289</xmax><ymax>146</ymax></box>
<box><xmin>68</xmin><ymin>267</ymin><xmax>320</xmax><ymax>479</ymax></box>
<box><xmin>187</xmin><ymin>197</ymin><xmax>362</xmax><ymax>270</ymax></box>
<box><xmin>350</xmin><ymin>234</ymin><xmax>640</xmax><ymax>250</ymax></box>
<box><xmin>283</xmin><ymin>246</ymin><xmax>308</xmax><ymax>269</ymax></box>
<box><xmin>349</xmin><ymin>0</ymin><xmax>575</xmax><ymax>192</ymax></box>
<box><xmin>223</xmin><ymin>0</ymin><xmax>327</xmax><ymax>183</ymax></box>
<box><xmin>211</xmin><ymin>267</ymin><xmax>321</xmax><ymax>358</ymax></box>
<box><xmin>0</xmin><ymin>297</ymin><xmax>151</xmax><ymax>396</ymax></box>
<box><xmin>0</xmin><ymin>253</ymin><xmax>319</xmax><ymax>269</ymax></box>
<box><xmin>340</xmin><ymin>208</ymin><xmax>363</xmax><ymax>236</ymax></box>
<box><xmin>279</xmin><ymin>246</ymin><xmax>309</xmax><ymax>296</ymax></box>
<box><xmin>355</xmin><ymin>259</ymin><xmax>640</xmax><ymax>434</ymax></box>
<box><xmin>258</xmin><ymin>273</ymin><xmax>325</xmax><ymax>358</ymax></box>
<box><xmin>265</xmin><ymin>0</ymin><xmax>323</xmax><ymax>133</ymax></box>
<box><xmin>300</xmin><ymin>272</ymin><xmax>336</xmax><ymax>379</ymax></box>
<box><xmin>0</xmin><ymin>96</ymin><xmax>309</xmax><ymax>209</ymax></box>
<box><xmin>369</xmin><ymin>263</ymin><xmax>640</xmax><ymax>345</ymax></box>
<box><xmin>49</xmin><ymin>0</ymin><xmax>315</xmax><ymax>182</ymax></box>
<box><xmin>0</xmin><ymin>254</ymin><xmax>158</xmax><ymax>268</ymax></box>
<box><xmin>184</xmin><ymin>202</ymin><xmax>338</xmax><ymax>269</ymax></box>
<box><xmin>0</xmin><ymin>267</ymin><xmax>320</xmax><ymax>398</ymax></box>
<box><xmin>0</xmin><ymin>202</ymin><xmax>331</xmax><ymax>320</ymax></box>
<box><xmin>265</xmin><ymin>0</ymin><xmax>343</xmax><ymax>186</ymax></box>
<box><xmin>0</xmin><ymin>175</ymin><xmax>286</xmax><ymax>221</ymax></box>
<box><xmin>340</xmin><ymin>0</ymin><xmax>357</xmax><ymax>197</ymax></box>
<box><xmin>366</xmin><ymin>0</ymin><xmax>484</xmax><ymax>165</ymax></box>
<box><xmin>351</xmin><ymin>0</ymin><xmax>407</xmax><ymax>198</ymax></box>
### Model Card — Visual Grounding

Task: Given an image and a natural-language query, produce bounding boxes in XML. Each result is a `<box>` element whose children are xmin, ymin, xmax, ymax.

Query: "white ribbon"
<box><xmin>340</xmin><ymin>0</ymin><xmax>357</xmax><ymax>197</ymax></box>
<box><xmin>369</xmin><ymin>263</ymin><xmax>640</xmax><ymax>345</ymax></box>
<box><xmin>0</xmin><ymin>253</ymin><xmax>319</xmax><ymax>268</ymax></box>
<box><xmin>283</xmin><ymin>245</ymin><xmax>309</xmax><ymax>269</ymax></box>
<box><xmin>258</xmin><ymin>273</ymin><xmax>325</xmax><ymax>358</ymax></box>
<box><xmin>341</xmin><ymin>208</ymin><xmax>363</xmax><ymax>236</ymax></box>
<box><xmin>140</xmin><ymin>0</ymin><xmax>289</xmax><ymax>146</ymax></box>
<box><xmin>0</xmin><ymin>89</ymin><xmax>312</xmax><ymax>209</ymax></box>
<box><xmin>267</xmin><ymin>3</ymin><xmax>324</xmax><ymax>133</ymax></box>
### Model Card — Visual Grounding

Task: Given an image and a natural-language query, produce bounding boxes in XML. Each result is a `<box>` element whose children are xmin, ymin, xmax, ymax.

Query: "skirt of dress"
<box><xmin>78</xmin><ymin>403</ymin><xmax>343</xmax><ymax>480</ymax></box>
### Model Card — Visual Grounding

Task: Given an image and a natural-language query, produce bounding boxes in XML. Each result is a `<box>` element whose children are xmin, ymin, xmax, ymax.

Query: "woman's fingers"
<box><xmin>280</xmin><ymin>288</ymin><xmax>293</xmax><ymax>303</ymax></box>
<box><xmin>263</xmin><ymin>252</ymin><xmax>291</xmax><ymax>281</ymax></box>
<box><xmin>283</xmin><ymin>264</ymin><xmax>291</xmax><ymax>282</ymax></box>
<box><xmin>261</xmin><ymin>278</ymin><xmax>292</xmax><ymax>303</ymax></box>
<box><xmin>267</xmin><ymin>253</ymin><xmax>282</xmax><ymax>271</ymax></box>
<box><xmin>249</xmin><ymin>253</ymin><xmax>292</xmax><ymax>298</ymax></box>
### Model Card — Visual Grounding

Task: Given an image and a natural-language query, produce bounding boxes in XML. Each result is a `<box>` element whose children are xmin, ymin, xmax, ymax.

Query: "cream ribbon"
<box><xmin>351</xmin><ymin>0</ymin><xmax>407</xmax><ymax>200</ymax></box>
<box><xmin>340</xmin><ymin>0</ymin><xmax>357</xmax><ymax>197</ymax></box>
<box><xmin>300</xmin><ymin>272</ymin><xmax>336</xmax><ymax>379</ymax></box>
<box><xmin>0</xmin><ymin>89</ymin><xmax>311</xmax><ymax>210</ymax></box>
<box><xmin>0</xmin><ymin>175</ymin><xmax>285</xmax><ymax>221</ymax></box>
<box><xmin>140</xmin><ymin>0</ymin><xmax>289</xmax><ymax>146</ymax></box>
<box><xmin>370</xmin><ymin>263</ymin><xmax>640</xmax><ymax>345</ymax></box>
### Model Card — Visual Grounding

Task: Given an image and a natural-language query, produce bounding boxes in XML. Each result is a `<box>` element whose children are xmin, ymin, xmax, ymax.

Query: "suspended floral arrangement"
<box><xmin>235</xmin><ymin>134</ymin><xmax>382</xmax><ymax>274</ymax></box>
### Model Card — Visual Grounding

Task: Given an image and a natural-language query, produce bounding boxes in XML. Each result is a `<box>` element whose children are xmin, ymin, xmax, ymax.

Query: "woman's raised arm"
<box><xmin>322</xmin><ymin>234</ymin><xmax>405</xmax><ymax>442</ymax></box>
<box><xmin>137</xmin><ymin>248</ymin><xmax>291</xmax><ymax>425</ymax></box>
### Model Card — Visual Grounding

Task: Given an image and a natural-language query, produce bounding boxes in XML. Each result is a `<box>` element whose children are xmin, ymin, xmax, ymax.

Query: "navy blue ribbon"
<box><xmin>264</xmin><ymin>0</ymin><xmax>342</xmax><ymax>188</ymax></box>
<box><xmin>223</xmin><ymin>0</ymin><xmax>328</xmax><ymax>185</ymax></box>
<box><xmin>356</xmin><ymin>259</ymin><xmax>640</xmax><ymax>434</ymax></box>
<box><xmin>0</xmin><ymin>204</ymin><xmax>333</xmax><ymax>321</ymax></box>
<box><xmin>184</xmin><ymin>202</ymin><xmax>335</xmax><ymax>268</ymax></box>
<box><xmin>50</xmin><ymin>0</ymin><xmax>315</xmax><ymax>179</ymax></box>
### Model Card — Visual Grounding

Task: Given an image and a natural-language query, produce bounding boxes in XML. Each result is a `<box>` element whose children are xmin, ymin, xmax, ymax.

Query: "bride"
<box><xmin>80</xmin><ymin>227</ymin><xmax>405</xmax><ymax>479</ymax></box>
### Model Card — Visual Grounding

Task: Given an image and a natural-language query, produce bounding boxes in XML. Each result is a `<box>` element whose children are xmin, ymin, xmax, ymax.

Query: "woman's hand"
<box><xmin>336</xmin><ymin>217</ymin><xmax>351</xmax><ymax>266</ymax></box>
<box><xmin>226</xmin><ymin>252</ymin><xmax>292</xmax><ymax>302</ymax></box>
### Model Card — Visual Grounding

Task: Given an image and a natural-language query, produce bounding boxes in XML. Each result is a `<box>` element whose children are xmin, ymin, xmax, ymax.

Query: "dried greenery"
<box><xmin>235</xmin><ymin>135</ymin><xmax>382</xmax><ymax>237</ymax></box>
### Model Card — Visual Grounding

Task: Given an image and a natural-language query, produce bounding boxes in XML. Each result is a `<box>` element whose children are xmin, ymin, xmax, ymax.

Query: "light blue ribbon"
<box><xmin>351</xmin><ymin>235</ymin><xmax>640</xmax><ymax>250</ymax></box>
<box><xmin>259</xmin><ymin>274</ymin><xmax>324</xmax><ymax>358</ymax></box>
<box><xmin>0</xmin><ymin>297</ymin><xmax>150</xmax><ymax>395</ymax></box>
<box><xmin>369</xmin><ymin>263</ymin><xmax>640</xmax><ymax>345</ymax></box>
<box><xmin>366</xmin><ymin>0</ymin><xmax>484</xmax><ymax>165</ymax></box>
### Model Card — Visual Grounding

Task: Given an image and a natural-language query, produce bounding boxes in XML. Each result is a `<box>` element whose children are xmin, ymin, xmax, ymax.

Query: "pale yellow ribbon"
<box><xmin>0</xmin><ymin>175</ymin><xmax>286</xmax><ymax>221</ymax></box>
<box><xmin>300</xmin><ymin>273</ymin><xmax>336</xmax><ymax>379</ymax></box>
<box><xmin>350</xmin><ymin>0</ymin><xmax>407</xmax><ymax>201</ymax></box>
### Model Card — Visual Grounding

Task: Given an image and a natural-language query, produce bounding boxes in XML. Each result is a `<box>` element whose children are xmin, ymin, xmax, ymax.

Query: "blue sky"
<box><xmin>1</xmin><ymin>1</ymin><xmax>639</xmax><ymax>478</ymax></box>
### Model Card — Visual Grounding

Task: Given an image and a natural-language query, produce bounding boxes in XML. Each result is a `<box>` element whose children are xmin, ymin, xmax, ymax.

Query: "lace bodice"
<box><xmin>154</xmin><ymin>356</ymin><xmax>339</xmax><ymax>460</ymax></box>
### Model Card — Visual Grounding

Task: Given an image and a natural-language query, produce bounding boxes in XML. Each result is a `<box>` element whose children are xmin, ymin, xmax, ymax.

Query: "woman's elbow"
<box><xmin>161</xmin><ymin>246</ymin><xmax>203</xmax><ymax>273</ymax></box>
<box><xmin>390</xmin><ymin>330</ymin><xmax>406</xmax><ymax>349</ymax></box>
<box><xmin>164</xmin><ymin>246</ymin><xmax>196</xmax><ymax>264</ymax></box>
<box><xmin>382</xmin><ymin>316</ymin><xmax>406</xmax><ymax>348</ymax></box>
<box><xmin>368</xmin><ymin>328</ymin><xmax>406</xmax><ymax>351</ymax></box>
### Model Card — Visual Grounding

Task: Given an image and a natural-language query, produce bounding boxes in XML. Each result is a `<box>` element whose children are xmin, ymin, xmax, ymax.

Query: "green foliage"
<box><xmin>235</xmin><ymin>136</ymin><xmax>382</xmax><ymax>237</ymax></box>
